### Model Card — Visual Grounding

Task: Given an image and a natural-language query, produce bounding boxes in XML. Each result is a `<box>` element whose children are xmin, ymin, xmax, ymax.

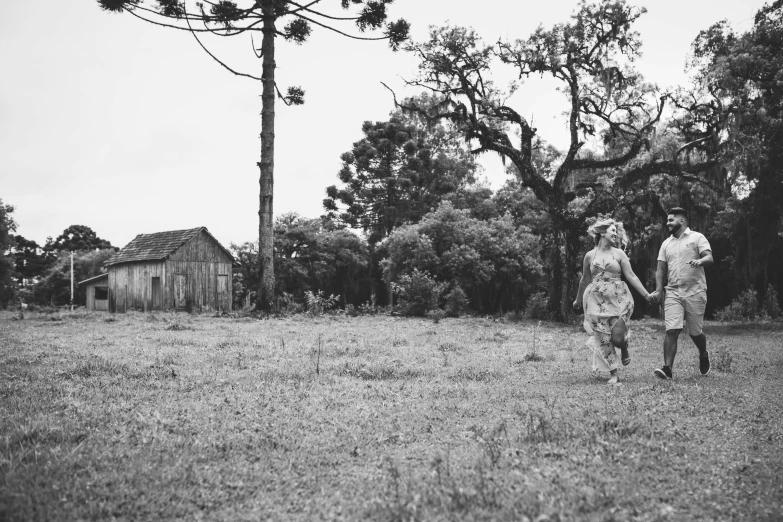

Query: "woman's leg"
<box><xmin>598</xmin><ymin>335</ymin><xmax>619</xmax><ymax>383</ymax></box>
<box><xmin>611</xmin><ymin>317</ymin><xmax>630</xmax><ymax>365</ymax></box>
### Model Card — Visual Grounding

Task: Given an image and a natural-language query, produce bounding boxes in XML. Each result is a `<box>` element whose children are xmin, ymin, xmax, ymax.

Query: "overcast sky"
<box><xmin>0</xmin><ymin>0</ymin><xmax>766</xmax><ymax>249</ymax></box>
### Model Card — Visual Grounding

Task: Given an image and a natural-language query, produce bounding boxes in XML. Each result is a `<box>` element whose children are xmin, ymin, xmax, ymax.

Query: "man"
<box><xmin>652</xmin><ymin>207</ymin><xmax>714</xmax><ymax>379</ymax></box>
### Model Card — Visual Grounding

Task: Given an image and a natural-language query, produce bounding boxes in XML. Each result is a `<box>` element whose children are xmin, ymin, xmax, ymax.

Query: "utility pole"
<box><xmin>70</xmin><ymin>251</ymin><xmax>74</xmax><ymax>312</ymax></box>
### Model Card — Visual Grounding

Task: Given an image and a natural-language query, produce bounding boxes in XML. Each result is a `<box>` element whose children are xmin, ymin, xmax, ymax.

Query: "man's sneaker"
<box><xmin>700</xmin><ymin>351</ymin><xmax>711</xmax><ymax>375</ymax></box>
<box><xmin>654</xmin><ymin>367</ymin><xmax>672</xmax><ymax>380</ymax></box>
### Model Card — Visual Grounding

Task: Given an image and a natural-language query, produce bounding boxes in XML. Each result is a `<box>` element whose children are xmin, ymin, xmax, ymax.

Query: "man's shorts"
<box><xmin>664</xmin><ymin>291</ymin><xmax>707</xmax><ymax>334</ymax></box>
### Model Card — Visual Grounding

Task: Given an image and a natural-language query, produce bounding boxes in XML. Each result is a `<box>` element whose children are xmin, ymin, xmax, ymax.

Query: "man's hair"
<box><xmin>668</xmin><ymin>207</ymin><xmax>687</xmax><ymax>219</ymax></box>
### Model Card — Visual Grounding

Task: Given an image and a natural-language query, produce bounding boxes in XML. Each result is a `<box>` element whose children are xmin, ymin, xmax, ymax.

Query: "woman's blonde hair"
<box><xmin>587</xmin><ymin>218</ymin><xmax>628</xmax><ymax>249</ymax></box>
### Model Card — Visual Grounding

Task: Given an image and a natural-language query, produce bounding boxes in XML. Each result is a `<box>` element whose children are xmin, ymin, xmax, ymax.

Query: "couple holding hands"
<box><xmin>573</xmin><ymin>208</ymin><xmax>714</xmax><ymax>385</ymax></box>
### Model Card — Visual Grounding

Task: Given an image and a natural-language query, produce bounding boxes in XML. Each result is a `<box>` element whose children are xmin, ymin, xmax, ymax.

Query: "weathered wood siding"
<box><xmin>163</xmin><ymin>230</ymin><xmax>233</xmax><ymax>312</ymax></box>
<box><xmin>108</xmin><ymin>261</ymin><xmax>166</xmax><ymax>313</ymax></box>
<box><xmin>168</xmin><ymin>230</ymin><xmax>233</xmax><ymax>265</ymax></box>
<box><xmin>82</xmin><ymin>277</ymin><xmax>109</xmax><ymax>312</ymax></box>
<box><xmin>107</xmin><ymin>231</ymin><xmax>232</xmax><ymax>313</ymax></box>
<box><xmin>86</xmin><ymin>285</ymin><xmax>95</xmax><ymax>311</ymax></box>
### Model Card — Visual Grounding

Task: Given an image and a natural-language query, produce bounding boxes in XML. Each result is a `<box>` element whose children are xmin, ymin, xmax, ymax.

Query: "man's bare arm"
<box><xmin>688</xmin><ymin>250</ymin><xmax>713</xmax><ymax>268</ymax></box>
<box><xmin>655</xmin><ymin>260</ymin><xmax>668</xmax><ymax>295</ymax></box>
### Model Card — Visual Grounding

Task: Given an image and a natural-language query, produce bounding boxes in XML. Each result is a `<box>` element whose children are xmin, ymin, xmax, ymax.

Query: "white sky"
<box><xmin>0</xmin><ymin>0</ymin><xmax>765</xmax><ymax>249</ymax></box>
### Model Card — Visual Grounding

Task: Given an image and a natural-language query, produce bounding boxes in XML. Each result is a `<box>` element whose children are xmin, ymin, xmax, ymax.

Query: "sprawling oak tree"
<box><xmin>395</xmin><ymin>0</ymin><xmax>715</xmax><ymax>320</ymax></box>
<box><xmin>97</xmin><ymin>0</ymin><xmax>408</xmax><ymax>310</ymax></box>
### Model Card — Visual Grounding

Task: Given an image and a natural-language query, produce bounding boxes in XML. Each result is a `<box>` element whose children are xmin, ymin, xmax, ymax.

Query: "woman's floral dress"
<box><xmin>582</xmin><ymin>249</ymin><xmax>634</xmax><ymax>372</ymax></box>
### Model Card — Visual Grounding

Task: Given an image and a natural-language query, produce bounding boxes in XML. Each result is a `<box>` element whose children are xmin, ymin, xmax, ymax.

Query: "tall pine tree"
<box><xmin>97</xmin><ymin>0</ymin><xmax>408</xmax><ymax>310</ymax></box>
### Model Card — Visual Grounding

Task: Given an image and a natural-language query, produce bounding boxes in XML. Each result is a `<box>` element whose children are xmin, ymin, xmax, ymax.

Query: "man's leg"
<box><xmin>664</xmin><ymin>329</ymin><xmax>681</xmax><ymax>367</ymax></box>
<box><xmin>690</xmin><ymin>333</ymin><xmax>707</xmax><ymax>356</ymax></box>
<box><xmin>656</xmin><ymin>293</ymin><xmax>684</xmax><ymax>379</ymax></box>
<box><xmin>685</xmin><ymin>292</ymin><xmax>709</xmax><ymax>374</ymax></box>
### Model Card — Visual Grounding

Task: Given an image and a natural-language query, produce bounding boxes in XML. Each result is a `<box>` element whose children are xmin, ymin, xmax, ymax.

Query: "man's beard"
<box><xmin>669</xmin><ymin>222</ymin><xmax>682</xmax><ymax>235</ymax></box>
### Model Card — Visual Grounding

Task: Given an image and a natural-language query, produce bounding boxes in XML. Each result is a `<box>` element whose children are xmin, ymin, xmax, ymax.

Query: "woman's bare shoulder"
<box><xmin>584</xmin><ymin>248</ymin><xmax>596</xmax><ymax>262</ymax></box>
<box><xmin>612</xmin><ymin>247</ymin><xmax>629</xmax><ymax>260</ymax></box>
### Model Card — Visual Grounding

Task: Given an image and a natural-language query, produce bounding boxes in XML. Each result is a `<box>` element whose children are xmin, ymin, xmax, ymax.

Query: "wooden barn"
<box><xmin>79</xmin><ymin>227</ymin><xmax>234</xmax><ymax>313</ymax></box>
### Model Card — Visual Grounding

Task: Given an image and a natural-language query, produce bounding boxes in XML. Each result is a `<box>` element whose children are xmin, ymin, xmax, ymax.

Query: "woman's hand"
<box><xmin>572</xmin><ymin>298</ymin><xmax>582</xmax><ymax>311</ymax></box>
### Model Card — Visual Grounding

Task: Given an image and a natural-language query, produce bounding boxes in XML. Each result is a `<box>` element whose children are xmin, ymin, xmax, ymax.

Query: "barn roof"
<box><xmin>104</xmin><ymin>227</ymin><xmax>234</xmax><ymax>267</ymax></box>
<box><xmin>77</xmin><ymin>272</ymin><xmax>108</xmax><ymax>286</ymax></box>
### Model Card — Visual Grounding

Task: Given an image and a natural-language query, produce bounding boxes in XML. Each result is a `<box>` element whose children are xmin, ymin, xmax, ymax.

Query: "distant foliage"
<box><xmin>443</xmin><ymin>284</ymin><xmax>470</xmax><ymax>318</ymax></box>
<box><xmin>391</xmin><ymin>269</ymin><xmax>445</xmax><ymax>317</ymax></box>
<box><xmin>0</xmin><ymin>199</ymin><xmax>17</xmax><ymax>307</ymax></box>
<box><xmin>715</xmin><ymin>288</ymin><xmax>760</xmax><ymax>322</ymax></box>
<box><xmin>761</xmin><ymin>284</ymin><xmax>781</xmax><ymax>319</ymax></box>
<box><xmin>30</xmin><ymin>249</ymin><xmax>115</xmax><ymax>307</ymax></box>
<box><xmin>47</xmin><ymin>225</ymin><xmax>115</xmax><ymax>252</ymax></box>
<box><xmin>523</xmin><ymin>292</ymin><xmax>551</xmax><ymax>320</ymax></box>
<box><xmin>383</xmin><ymin>202</ymin><xmax>542</xmax><ymax>314</ymax></box>
<box><xmin>324</xmin><ymin>94</ymin><xmax>479</xmax><ymax>246</ymax></box>
<box><xmin>231</xmin><ymin>213</ymin><xmax>371</xmax><ymax>309</ymax></box>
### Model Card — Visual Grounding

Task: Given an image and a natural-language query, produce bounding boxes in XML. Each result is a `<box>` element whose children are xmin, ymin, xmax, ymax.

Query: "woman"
<box><xmin>573</xmin><ymin>219</ymin><xmax>654</xmax><ymax>385</ymax></box>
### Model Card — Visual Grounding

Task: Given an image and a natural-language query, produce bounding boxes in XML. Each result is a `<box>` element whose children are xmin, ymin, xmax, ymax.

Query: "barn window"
<box><xmin>95</xmin><ymin>287</ymin><xmax>108</xmax><ymax>300</ymax></box>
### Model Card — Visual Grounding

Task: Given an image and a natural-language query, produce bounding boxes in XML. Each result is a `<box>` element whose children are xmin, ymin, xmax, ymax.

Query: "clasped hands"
<box><xmin>572</xmin><ymin>290</ymin><xmax>661</xmax><ymax>312</ymax></box>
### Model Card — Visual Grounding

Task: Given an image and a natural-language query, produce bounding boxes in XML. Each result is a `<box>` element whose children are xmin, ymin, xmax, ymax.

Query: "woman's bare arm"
<box><xmin>574</xmin><ymin>250</ymin><xmax>594</xmax><ymax>307</ymax></box>
<box><xmin>618</xmin><ymin>249</ymin><xmax>651</xmax><ymax>300</ymax></box>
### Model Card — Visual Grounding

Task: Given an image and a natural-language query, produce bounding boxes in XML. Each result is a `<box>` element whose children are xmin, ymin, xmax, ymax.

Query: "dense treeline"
<box><xmin>2</xmin><ymin>1</ymin><xmax>780</xmax><ymax>319</ymax></box>
<box><xmin>0</xmin><ymin>211</ymin><xmax>116</xmax><ymax>308</ymax></box>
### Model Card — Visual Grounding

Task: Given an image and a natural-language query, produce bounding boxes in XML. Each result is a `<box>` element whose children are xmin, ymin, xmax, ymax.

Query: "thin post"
<box><xmin>70</xmin><ymin>251</ymin><xmax>74</xmax><ymax>312</ymax></box>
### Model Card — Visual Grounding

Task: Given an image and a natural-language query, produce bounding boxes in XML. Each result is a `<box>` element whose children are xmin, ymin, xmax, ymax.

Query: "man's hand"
<box><xmin>647</xmin><ymin>291</ymin><xmax>660</xmax><ymax>304</ymax></box>
<box><xmin>688</xmin><ymin>258</ymin><xmax>702</xmax><ymax>267</ymax></box>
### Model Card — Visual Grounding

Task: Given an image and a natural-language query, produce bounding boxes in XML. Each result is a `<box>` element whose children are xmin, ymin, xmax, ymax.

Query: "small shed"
<box><xmin>82</xmin><ymin>227</ymin><xmax>234</xmax><ymax>313</ymax></box>
<box><xmin>79</xmin><ymin>273</ymin><xmax>109</xmax><ymax>312</ymax></box>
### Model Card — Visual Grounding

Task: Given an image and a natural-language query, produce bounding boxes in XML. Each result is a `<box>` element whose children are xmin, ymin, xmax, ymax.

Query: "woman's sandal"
<box><xmin>607</xmin><ymin>373</ymin><xmax>620</xmax><ymax>385</ymax></box>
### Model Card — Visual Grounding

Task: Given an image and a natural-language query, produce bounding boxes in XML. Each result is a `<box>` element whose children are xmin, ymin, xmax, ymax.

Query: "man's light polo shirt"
<box><xmin>657</xmin><ymin>228</ymin><xmax>711</xmax><ymax>297</ymax></box>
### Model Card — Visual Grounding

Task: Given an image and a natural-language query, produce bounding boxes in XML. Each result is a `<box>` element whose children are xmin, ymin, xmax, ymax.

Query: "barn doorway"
<box><xmin>217</xmin><ymin>274</ymin><xmax>229</xmax><ymax>312</ymax></box>
<box><xmin>94</xmin><ymin>286</ymin><xmax>108</xmax><ymax>312</ymax></box>
<box><xmin>174</xmin><ymin>274</ymin><xmax>187</xmax><ymax>309</ymax></box>
<box><xmin>151</xmin><ymin>277</ymin><xmax>162</xmax><ymax>310</ymax></box>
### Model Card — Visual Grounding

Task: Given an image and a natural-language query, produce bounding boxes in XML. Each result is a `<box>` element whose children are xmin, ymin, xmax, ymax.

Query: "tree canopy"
<box><xmin>323</xmin><ymin>97</ymin><xmax>479</xmax><ymax>245</ymax></box>
<box><xmin>47</xmin><ymin>225</ymin><xmax>115</xmax><ymax>252</ymax></box>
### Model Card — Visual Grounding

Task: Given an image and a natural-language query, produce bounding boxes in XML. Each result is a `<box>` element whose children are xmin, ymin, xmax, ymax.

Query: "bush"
<box><xmin>443</xmin><ymin>285</ymin><xmax>470</xmax><ymax>318</ymax></box>
<box><xmin>278</xmin><ymin>292</ymin><xmax>305</xmax><ymax>315</ymax></box>
<box><xmin>523</xmin><ymin>292</ymin><xmax>550</xmax><ymax>320</ymax></box>
<box><xmin>715</xmin><ymin>288</ymin><xmax>760</xmax><ymax>321</ymax></box>
<box><xmin>427</xmin><ymin>309</ymin><xmax>446</xmax><ymax>323</ymax></box>
<box><xmin>304</xmin><ymin>290</ymin><xmax>340</xmax><ymax>317</ymax></box>
<box><xmin>391</xmin><ymin>269</ymin><xmax>445</xmax><ymax>317</ymax></box>
<box><xmin>761</xmin><ymin>284</ymin><xmax>781</xmax><ymax>319</ymax></box>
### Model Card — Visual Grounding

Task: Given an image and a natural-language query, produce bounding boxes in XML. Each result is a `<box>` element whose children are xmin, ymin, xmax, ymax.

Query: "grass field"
<box><xmin>1</xmin><ymin>311</ymin><xmax>782</xmax><ymax>521</ymax></box>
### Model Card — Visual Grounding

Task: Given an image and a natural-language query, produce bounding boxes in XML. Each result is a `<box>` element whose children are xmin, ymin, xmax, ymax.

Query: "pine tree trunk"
<box><xmin>257</xmin><ymin>1</ymin><xmax>276</xmax><ymax>311</ymax></box>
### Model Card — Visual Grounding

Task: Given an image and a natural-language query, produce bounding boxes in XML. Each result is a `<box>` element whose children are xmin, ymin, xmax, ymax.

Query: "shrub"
<box><xmin>716</xmin><ymin>288</ymin><xmax>760</xmax><ymax>321</ymax></box>
<box><xmin>278</xmin><ymin>292</ymin><xmax>305</xmax><ymax>315</ymax></box>
<box><xmin>761</xmin><ymin>284</ymin><xmax>781</xmax><ymax>319</ymax></box>
<box><xmin>523</xmin><ymin>292</ymin><xmax>550</xmax><ymax>320</ymax></box>
<box><xmin>390</xmin><ymin>269</ymin><xmax>445</xmax><ymax>317</ymax></box>
<box><xmin>443</xmin><ymin>285</ymin><xmax>470</xmax><ymax>318</ymax></box>
<box><xmin>304</xmin><ymin>290</ymin><xmax>340</xmax><ymax>316</ymax></box>
<box><xmin>427</xmin><ymin>309</ymin><xmax>446</xmax><ymax>323</ymax></box>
